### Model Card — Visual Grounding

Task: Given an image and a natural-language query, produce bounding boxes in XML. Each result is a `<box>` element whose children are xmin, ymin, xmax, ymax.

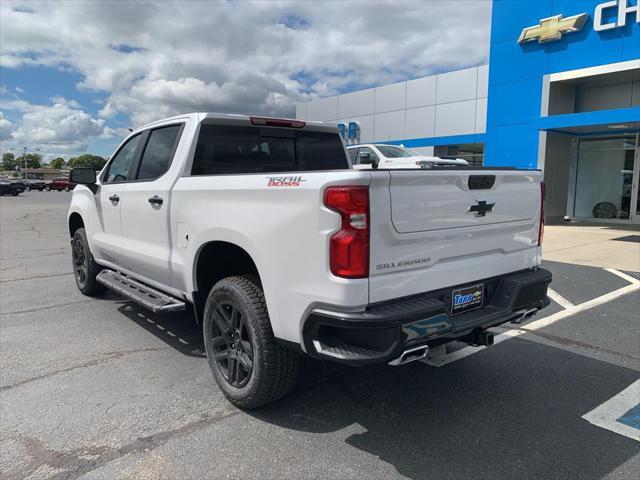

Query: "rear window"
<box><xmin>191</xmin><ymin>124</ymin><xmax>348</xmax><ymax>175</ymax></box>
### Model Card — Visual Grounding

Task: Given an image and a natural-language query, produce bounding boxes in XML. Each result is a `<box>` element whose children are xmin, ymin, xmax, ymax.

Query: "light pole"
<box><xmin>10</xmin><ymin>146</ymin><xmax>40</xmax><ymax>178</ymax></box>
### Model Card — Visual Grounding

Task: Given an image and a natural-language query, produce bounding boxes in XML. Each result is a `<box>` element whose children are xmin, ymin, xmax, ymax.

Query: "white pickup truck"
<box><xmin>68</xmin><ymin>113</ymin><xmax>551</xmax><ymax>408</ymax></box>
<box><xmin>347</xmin><ymin>144</ymin><xmax>469</xmax><ymax>169</ymax></box>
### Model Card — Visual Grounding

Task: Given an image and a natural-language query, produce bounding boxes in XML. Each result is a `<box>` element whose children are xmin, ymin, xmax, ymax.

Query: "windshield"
<box><xmin>376</xmin><ymin>145</ymin><xmax>420</xmax><ymax>158</ymax></box>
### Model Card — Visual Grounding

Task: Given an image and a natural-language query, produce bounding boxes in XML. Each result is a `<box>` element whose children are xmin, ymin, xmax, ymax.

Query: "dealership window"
<box><xmin>548</xmin><ymin>68</ymin><xmax>640</xmax><ymax>116</ymax></box>
<box><xmin>572</xmin><ymin>135</ymin><xmax>638</xmax><ymax>221</ymax></box>
<box><xmin>434</xmin><ymin>143</ymin><xmax>484</xmax><ymax>166</ymax></box>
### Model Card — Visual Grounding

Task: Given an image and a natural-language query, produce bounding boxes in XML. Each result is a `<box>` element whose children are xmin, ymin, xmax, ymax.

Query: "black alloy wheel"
<box><xmin>203</xmin><ymin>275</ymin><xmax>299</xmax><ymax>409</ymax></box>
<box><xmin>70</xmin><ymin>228</ymin><xmax>105</xmax><ymax>296</ymax></box>
<box><xmin>72</xmin><ymin>236</ymin><xmax>89</xmax><ymax>289</ymax></box>
<box><xmin>210</xmin><ymin>301</ymin><xmax>254</xmax><ymax>388</ymax></box>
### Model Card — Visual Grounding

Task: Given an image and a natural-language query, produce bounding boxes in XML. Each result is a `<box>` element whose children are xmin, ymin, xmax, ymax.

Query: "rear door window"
<box><xmin>136</xmin><ymin>125</ymin><xmax>183</xmax><ymax>180</ymax></box>
<box><xmin>192</xmin><ymin>124</ymin><xmax>348</xmax><ymax>175</ymax></box>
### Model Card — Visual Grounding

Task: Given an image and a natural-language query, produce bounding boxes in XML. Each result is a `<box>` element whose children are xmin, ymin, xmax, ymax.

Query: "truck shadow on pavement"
<box><xmin>110</xmin><ymin>298</ymin><xmax>639</xmax><ymax>480</ymax></box>
<box><xmin>252</xmin><ymin>339</ymin><xmax>640</xmax><ymax>480</ymax></box>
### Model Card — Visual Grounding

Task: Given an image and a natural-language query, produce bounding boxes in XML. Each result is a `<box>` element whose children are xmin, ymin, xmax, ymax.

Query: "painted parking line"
<box><xmin>547</xmin><ymin>288</ymin><xmax>574</xmax><ymax>309</ymax></box>
<box><xmin>421</xmin><ymin>267</ymin><xmax>639</xmax><ymax>367</ymax></box>
<box><xmin>605</xmin><ymin>268</ymin><xmax>640</xmax><ymax>285</ymax></box>
<box><xmin>582</xmin><ymin>379</ymin><xmax>640</xmax><ymax>442</ymax></box>
<box><xmin>522</xmin><ymin>280</ymin><xmax>640</xmax><ymax>331</ymax></box>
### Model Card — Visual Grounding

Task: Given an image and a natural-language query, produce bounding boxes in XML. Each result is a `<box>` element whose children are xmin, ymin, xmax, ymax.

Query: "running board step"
<box><xmin>96</xmin><ymin>269</ymin><xmax>186</xmax><ymax>313</ymax></box>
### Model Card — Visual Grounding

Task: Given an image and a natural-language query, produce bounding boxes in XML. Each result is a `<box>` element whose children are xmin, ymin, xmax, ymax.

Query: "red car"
<box><xmin>45</xmin><ymin>177</ymin><xmax>77</xmax><ymax>192</ymax></box>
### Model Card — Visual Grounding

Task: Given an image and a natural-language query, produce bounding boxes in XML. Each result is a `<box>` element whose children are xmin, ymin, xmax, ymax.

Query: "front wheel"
<box><xmin>71</xmin><ymin>228</ymin><xmax>106</xmax><ymax>296</ymax></box>
<box><xmin>64</xmin><ymin>186</ymin><xmax>70</xmax><ymax>192</ymax></box>
<box><xmin>45</xmin><ymin>185</ymin><xmax>51</xmax><ymax>191</ymax></box>
<box><xmin>203</xmin><ymin>276</ymin><xmax>299</xmax><ymax>409</ymax></box>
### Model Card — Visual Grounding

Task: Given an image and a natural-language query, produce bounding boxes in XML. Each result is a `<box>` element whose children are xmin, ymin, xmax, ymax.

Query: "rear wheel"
<box><xmin>71</xmin><ymin>228</ymin><xmax>106</xmax><ymax>296</ymax></box>
<box><xmin>64</xmin><ymin>186</ymin><xmax>70</xmax><ymax>192</ymax></box>
<box><xmin>203</xmin><ymin>275</ymin><xmax>299</xmax><ymax>409</ymax></box>
<box><xmin>45</xmin><ymin>185</ymin><xmax>51</xmax><ymax>191</ymax></box>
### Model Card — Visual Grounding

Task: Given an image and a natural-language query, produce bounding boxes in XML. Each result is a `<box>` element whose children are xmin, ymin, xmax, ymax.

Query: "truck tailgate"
<box><xmin>368</xmin><ymin>169</ymin><xmax>543</xmax><ymax>304</ymax></box>
<box><xmin>389</xmin><ymin>171</ymin><xmax>538</xmax><ymax>233</ymax></box>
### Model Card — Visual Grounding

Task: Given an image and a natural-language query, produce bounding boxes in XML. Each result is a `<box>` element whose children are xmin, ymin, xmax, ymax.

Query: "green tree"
<box><xmin>50</xmin><ymin>157</ymin><xmax>66</xmax><ymax>169</ymax></box>
<box><xmin>2</xmin><ymin>152</ymin><xmax>16</xmax><ymax>171</ymax></box>
<box><xmin>67</xmin><ymin>154</ymin><xmax>107</xmax><ymax>170</ymax></box>
<box><xmin>15</xmin><ymin>153</ymin><xmax>42</xmax><ymax>169</ymax></box>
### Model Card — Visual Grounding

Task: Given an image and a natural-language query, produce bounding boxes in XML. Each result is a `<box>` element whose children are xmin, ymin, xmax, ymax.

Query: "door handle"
<box><xmin>148</xmin><ymin>195</ymin><xmax>163</xmax><ymax>206</ymax></box>
<box><xmin>109</xmin><ymin>194</ymin><xmax>119</xmax><ymax>204</ymax></box>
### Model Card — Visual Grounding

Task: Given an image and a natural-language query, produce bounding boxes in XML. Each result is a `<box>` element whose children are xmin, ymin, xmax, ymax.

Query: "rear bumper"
<box><xmin>302</xmin><ymin>267</ymin><xmax>551</xmax><ymax>365</ymax></box>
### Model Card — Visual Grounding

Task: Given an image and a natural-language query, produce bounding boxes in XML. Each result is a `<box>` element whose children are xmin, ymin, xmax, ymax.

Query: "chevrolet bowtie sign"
<box><xmin>518</xmin><ymin>13</ymin><xmax>588</xmax><ymax>44</ymax></box>
<box><xmin>518</xmin><ymin>0</ymin><xmax>640</xmax><ymax>45</ymax></box>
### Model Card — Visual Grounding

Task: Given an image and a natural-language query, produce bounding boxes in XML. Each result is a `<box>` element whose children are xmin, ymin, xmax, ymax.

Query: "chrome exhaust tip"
<box><xmin>511</xmin><ymin>308</ymin><xmax>539</xmax><ymax>324</ymax></box>
<box><xmin>388</xmin><ymin>345</ymin><xmax>430</xmax><ymax>366</ymax></box>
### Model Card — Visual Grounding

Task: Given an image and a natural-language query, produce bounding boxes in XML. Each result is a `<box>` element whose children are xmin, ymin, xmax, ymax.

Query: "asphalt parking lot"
<box><xmin>1</xmin><ymin>192</ymin><xmax>639</xmax><ymax>480</ymax></box>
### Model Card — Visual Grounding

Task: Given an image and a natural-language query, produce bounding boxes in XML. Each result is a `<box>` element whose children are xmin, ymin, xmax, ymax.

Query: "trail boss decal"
<box><xmin>267</xmin><ymin>176</ymin><xmax>306</xmax><ymax>187</ymax></box>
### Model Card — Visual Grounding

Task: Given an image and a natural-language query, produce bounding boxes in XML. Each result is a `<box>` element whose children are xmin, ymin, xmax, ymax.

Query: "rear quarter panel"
<box><xmin>170</xmin><ymin>170</ymin><xmax>372</xmax><ymax>344</ymax></box>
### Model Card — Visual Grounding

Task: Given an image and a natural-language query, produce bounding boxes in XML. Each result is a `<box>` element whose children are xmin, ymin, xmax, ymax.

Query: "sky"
<box><xmin>0</xmin><ymin>0</ymin><xmax>492</xmax><ymax>161</ymax></box>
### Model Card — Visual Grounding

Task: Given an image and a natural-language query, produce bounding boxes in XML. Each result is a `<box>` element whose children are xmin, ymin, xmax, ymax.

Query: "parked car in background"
<box><xmin>45</xmin><ymin>177</ymin><xmax>77</xmax><ymax>192</ymax></box>
<box><xmin>347</xmin><ymin>144</ymin><xmax>469</xmax><ymax>169</ymax></box>
<box><xmin>18</xmin><ymin>179</ymin><xmax>47</xmax><ymax>191</ymax></box>
<box><xmin>0</xmin><ymin>179</ymin><xmax>27</xmax><ymax>196</ymax></box>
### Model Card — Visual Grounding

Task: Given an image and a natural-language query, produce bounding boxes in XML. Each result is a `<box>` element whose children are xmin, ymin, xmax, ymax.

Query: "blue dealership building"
<box><xmin>297</xmin><ymin>0</ymin><xmax>640</xmax><ymax>224</ymax></box>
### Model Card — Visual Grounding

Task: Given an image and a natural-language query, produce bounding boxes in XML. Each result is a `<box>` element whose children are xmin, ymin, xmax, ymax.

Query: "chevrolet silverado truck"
<box><xmin>348</xmin><ymin>143</ymin><xmax>469</xmax><ymax>169</ymax></box>
<box><xmin>68</xmin><ymin>113</ymin><xmax>551</xmax><ymax>409</ymax></box>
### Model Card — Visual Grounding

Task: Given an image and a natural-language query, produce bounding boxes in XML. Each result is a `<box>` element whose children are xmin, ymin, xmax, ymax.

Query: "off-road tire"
<box><xmin>203</xmin><ymin>275</ymin><xmax>299</xmax><ymax>409</ymax></box>
<box><xmin>71</xmin><ymin>228</ymin><xmax>106</xmax><ymax>296</ymax></box>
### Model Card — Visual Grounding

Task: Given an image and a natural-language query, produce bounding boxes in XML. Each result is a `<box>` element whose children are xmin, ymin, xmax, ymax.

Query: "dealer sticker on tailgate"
<box><xmin>451</xmin><ymin>284</ymin><xmax>484</xmax><ymax>315</ymax></box>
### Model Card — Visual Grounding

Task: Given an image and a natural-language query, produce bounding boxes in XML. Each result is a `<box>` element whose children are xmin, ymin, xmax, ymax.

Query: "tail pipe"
<box><xmin>511</xmin><ymin>307</ymin><xmax>540</xmax><ymax>324</ymax></box>
<box><xmin>388</xmin><ymin>345</ymin><xmax>429</xmax><ymax>366</ymax></box>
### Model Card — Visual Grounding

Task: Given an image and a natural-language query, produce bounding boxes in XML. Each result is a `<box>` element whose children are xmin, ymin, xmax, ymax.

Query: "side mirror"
<box><xmin>69</xmin><ymin>167</ymin><xmax>96</xmax><ymax>185</ymax></box>
<box><xmin>359</xmin><ymin>152</ymin><xmax>371</xmax><ymax>163</ymax></box>
<box><xmin>359</xmin><ymin>152</ymin><xmax>379</xmax><ymax>169</ymax></box>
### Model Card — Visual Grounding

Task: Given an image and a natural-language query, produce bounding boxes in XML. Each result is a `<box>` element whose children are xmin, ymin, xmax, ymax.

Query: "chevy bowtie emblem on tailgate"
<box><xmin>468</xmin><ymin>200</ymin><xmax>495</xmax><ymax>217</ymax></box>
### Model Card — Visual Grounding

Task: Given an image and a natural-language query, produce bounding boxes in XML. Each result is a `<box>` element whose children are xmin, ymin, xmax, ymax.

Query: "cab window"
<box><xmin>103</xmin><ymin>134</ymin><xmax>143</xmax><ymax>183</ymax></box>
<box><xmin>358</xmin><ymin>147</ymin><xmax>379</xmax><ymax>163</ymax></box>
<box><xmin>347</xmin><ymin>148</ymin><xmax>359</xmax><ymax>164</ymax></box>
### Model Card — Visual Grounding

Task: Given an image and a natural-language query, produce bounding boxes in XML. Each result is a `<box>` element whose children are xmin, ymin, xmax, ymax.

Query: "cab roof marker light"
<box><xmin>250</xmin><ymin>117</ymin><xmax>306</xmax><ymax>128</ymax></box>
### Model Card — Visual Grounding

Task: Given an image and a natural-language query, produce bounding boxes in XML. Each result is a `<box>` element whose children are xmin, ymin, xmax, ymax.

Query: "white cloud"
<box><xmin>0</xmin><ymin>112</ymin><xmax>14</xmax><ymax>141</ymax></box>
<box><xmin>3</xmin><ymin>97</ymin><xmax>110</xmax><ymax>153</ymax></box>
<box><xmin>0</xmin><ymin>0</ymin><xmax>491</xmax><ymax>147</ymax></box>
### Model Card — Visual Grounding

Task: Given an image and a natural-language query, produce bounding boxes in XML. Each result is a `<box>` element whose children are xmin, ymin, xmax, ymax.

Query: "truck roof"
<box><xmin>134</xmin><ymin>112</ymin><xmax>336</xmax><ymax>134</ymax></box>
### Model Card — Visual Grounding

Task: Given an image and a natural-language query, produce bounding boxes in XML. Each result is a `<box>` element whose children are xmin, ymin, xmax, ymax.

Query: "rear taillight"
<box><xmin>538</xmin><ymin>181</ymin><xmax>545</xmax><ymax>246</ymax></box>
<box><xmin>250</xmin><ymin>116</ymin><xmax>306</xmax><ymax>128</ymax></box>
<box><xmin>323</xmin><ymin>186</ymin><xmax>370</xmax><ymax>278</ymax></box>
